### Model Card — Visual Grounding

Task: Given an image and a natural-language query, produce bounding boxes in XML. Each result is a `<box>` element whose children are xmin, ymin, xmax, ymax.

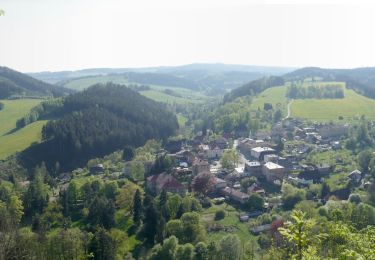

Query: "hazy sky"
<box><xmin>1</xmin><ymin>0</ymin><xmax>375</xmax><ymax>72</ymax></box>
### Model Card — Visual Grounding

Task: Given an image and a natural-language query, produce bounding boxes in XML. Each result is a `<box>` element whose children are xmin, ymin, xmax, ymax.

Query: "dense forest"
<box><xmin>20</xmin><ymin>84</ymin><xmax>178</xmax><ymax>171</ymax></box>
<box><xmin>0</xmin><ymin>66</ymin><xmax>72</xmax><ymax>99</ymax></box>
<box><xmin>286</xmin><ymin>84</ymin><xmax>344</xmax><ymax>99</ymax></box>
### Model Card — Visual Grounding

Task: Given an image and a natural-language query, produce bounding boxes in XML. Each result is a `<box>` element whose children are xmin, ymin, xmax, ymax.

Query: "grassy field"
<box><xmin>200</xmin><ymin>202</ymin><xmax>256</xmax><ymax>244</ymax></box>
<box><xmin>251</xmin><ymin>82</ymin><xmax>375</xmax><ymax>122</ymax></box>
<box><xmin>291</xmin><ymin>86</ymin><xmax>375</xmax><ymax>121</ymax></box>
<box><xmin>0</xmin><ymin>99</ymin><xmax>45</xmax><ymax>159</ymax></box>
<box><xmin>250</xmin><ymin>85</ymin><xmax>288</xmax><ymax>114</ymax></box>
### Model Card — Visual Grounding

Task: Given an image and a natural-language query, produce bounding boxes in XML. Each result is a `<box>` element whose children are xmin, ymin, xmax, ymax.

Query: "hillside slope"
<box><xmin>0</xmin><ymin>66</ymin><xmax>72</xmax><ymax>99</ymax></box>
<box><xmin>0</xmin><ymin>99</ymin><xmax>46</xmax><ymax>159</ymax></box>
<box><xmin>20</xmin><ymin>84</ymin><xmax>179</xmax><ymax>170</ymax></box>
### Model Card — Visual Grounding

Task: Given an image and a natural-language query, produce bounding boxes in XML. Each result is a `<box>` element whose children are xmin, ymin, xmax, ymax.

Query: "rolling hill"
<box><xmin>29</xmin><ymin>63</ymin><xmax>295</xmax><ymax>95</ymax></box>
<box><xmin>20</xmin><ymin>84</ymin><xmax>179</xmax><ymax>171</ymax></box>
<box><xmin>0</xmin><ymin>66</ymin><xmax>72</xmax><ymax>99</ymax></box>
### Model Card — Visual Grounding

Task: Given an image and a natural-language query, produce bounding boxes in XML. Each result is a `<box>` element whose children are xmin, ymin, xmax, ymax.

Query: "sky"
<box><xmin>1</xmin><ymin>0</ymin><xmax>375</xmax><ymax>72</ymax></box>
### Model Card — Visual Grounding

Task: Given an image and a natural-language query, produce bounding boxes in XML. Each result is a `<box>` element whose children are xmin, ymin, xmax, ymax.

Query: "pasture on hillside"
<box><xmin>291</xmin><ymin>87</ymin><xmax>375</xmax><ymax>121</ymax></box>
<box><xmin>0</xmin><ymin>99</ymin><xmax>46</xmax><ymax>159</ymax></box>
<box><xmin>250</xmin><ymin>81</ymin><xmax>375</xmax><ymax>122</ymax></box>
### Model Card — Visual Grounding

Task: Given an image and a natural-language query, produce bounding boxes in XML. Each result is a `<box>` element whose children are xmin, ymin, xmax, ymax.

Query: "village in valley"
<box><xmin>112</xmin><ymin>117</ymin><xmax>368</xmax><ymax>237</ymax></box>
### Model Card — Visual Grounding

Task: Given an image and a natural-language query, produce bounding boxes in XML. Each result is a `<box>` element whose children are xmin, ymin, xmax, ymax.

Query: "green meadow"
<box><xmin>0</xmin><ymin>99</ymin><xmax>46</xmax><ymax>159</ymax></box>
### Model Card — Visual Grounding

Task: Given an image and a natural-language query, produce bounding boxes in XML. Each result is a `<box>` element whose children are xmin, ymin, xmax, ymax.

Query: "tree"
<box><xmin>89</xmin><ymin>227</ymin><xmax>116</xmax><ymax>260</ymax></box>
<box><xmin>214</xmin><ymin>210</ymin><xmax>225</xmax><ymax>220</ymax></box>
<box><xmin>274</xmin><ymin>110</ymin><xmax>282</xmax><ymax>122</ymax></box>
<box><xmin>220</xmin><ymin>149</ymin><xmax>239</xmax><ymax>170</ymax></box>
<box><xmin>278</xmin><ymin>210</ymin><xmax>325</xmax><ymax>260</ymax></box>
<box><xmin>240</xmin><ymin>177</ymin><xmax>257</xmax><ymax>191</ymax></box>
<box><xmin>149</xmin><ymin>236</ymin><xmax>178</xmax><ymax>260</ymax></box>
<box><xmin>87</xmin><ymin>196</ymin><xmax>115</xmax><ymax>229</ymax></box>
<box><xmin>23</xmin><ymin>171</ymin><xmax>49</xmax><ymax>218</ymax></box>
<box><xmin>122</xmin><ymin>146</ymin><xmax>135</xmax><ymax>161</ymax></box>
<box><xmin>263</xmin><ymin>103</ymin><xmax>273</xmax><ymax>111</ymax></box>
<box><xmin>194</xmin><ymin>242</ymin><xmax>208</xmax><ymax>260</ymax></box>
<box><xmin>218</xmin><ymin>234</ymin><xmax>242</xmax><ymax>260</ymax></box>
<box><xmin>192</xmin><ymin>172</ymin><xmax>216</xmax><ymax>196</ymax></box>
<box><xmin>281</xmin><ymin>182</ymin><xmax>306</xmax><ymax>210</ymax></box>
<box><xmin>176</xmin><ymin>243</ymin><xmax>195</xmax><ymax>260</ymax></box>
<box><xmin>132</xmin><ymin>189</ymin><xmax>142</xmax><ymax>226</ymax></box>
<box><xmin>246</xmin><ymin>193</ymin><xmax>264</xmax><ymax>211</ymax></box>
<box><xmin>321</xmin><ymin>182</ymin><xmax>330</xmax><ymax>199</ymax></box>
<box><xmin>0</xmin><ymin>10</ymin><xmax>4</xmax><ymax>16</ymax></box>
<box><xmin>143</xmin><ymin>202</ymin><xmax>158</xmax><ymax>244</ymax></box>
<box><xmin>358</xmin><ymin>150</ymin><xmax>373</xmax><ymax>172</ymax></box>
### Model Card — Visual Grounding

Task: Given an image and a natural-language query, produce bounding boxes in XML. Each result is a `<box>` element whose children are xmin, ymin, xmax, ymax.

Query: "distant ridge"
<box><xmin>0</xmin><ymin>66</ymin><xmax>73</xmax><ymax>99</ymax></box>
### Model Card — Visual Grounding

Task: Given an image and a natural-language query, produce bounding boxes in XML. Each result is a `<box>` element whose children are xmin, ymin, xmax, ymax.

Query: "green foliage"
<box><xmin>218</xmin><ymin>234</ymin><xmax>242</xmax><ymax>260</ymax></box>
<box><xmin>278</xmin><ymin>210</ymin><xmax>325</xmax><ymax>260</ymax></box>
<box><xmin>220</xmin><ymin>149</ymin><xmax>239</xmax><ymax>170</ymax></box>
<box><xmin>20</xmin><ymin>84</ymin><xmax>178</xmax><ymax>171</ymax></box>
<box><xmin>123</xmin><ymin>146</ymin><xmax>135</xmax><ymax>161</ymax></box>
<box><xmin>245</xmin><ymin>193</ymin><xmax>264</xmax><ymax>211</ymax></box>
<box><xmin>281</xmin><ymin>182</ymin><xmax>306</xmax><ymax>210</ymax></box>
<box><xmin>16</xmin><ymin>98</ymin><xmax>63</xmax><ymax>129</ymax></box>
<box><xmin>214</xmin><ymin>210</ymin><xmax>225</xmax><ymax>220</ymax></box>
<box><xmin>287</xmin><ymin>82</ymin><xmax>344</xmax><ymax>99</ymax></box>
<box><xmin>132</xmin><ymin>189</ymin><xmax>143</xmax><ymax>226</ymax></box>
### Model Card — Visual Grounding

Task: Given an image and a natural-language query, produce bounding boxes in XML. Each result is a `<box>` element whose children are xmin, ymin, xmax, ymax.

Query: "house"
<box><xmin>202</xmin><ymin>145</ymin><xmax>224</xmax><ymax>159</ymax></box>
<box><xmin>214</xmin><ymin>178</ymin><xmax>227</xmax><ymax>190</ymax></box>
<box><xmin>89</xmin><ymin>164</ymin><xmax>105</xmax><ymax>175</ymax></box>
<box><xmin>264</xmin><ymin>154</ymin><xmax>279</xmax><ymax>163</ymax></box>
<box><xmin>251</xmin><ymin>224</ymin><xmax>272</xmax><ymax>234</ymax></box>
<box><xmin>251</xmin><ymin>147</ymin><xmax>276</xmax><ymax>160</ymax></box>
<box><xmin>192</xmin><ymin>158</ymin><xmax>210</xmax><ymax>175</ymax></box>
<box><xmin>234</xmin><ymin>166</ymin><xmax>245</xmax><ymax>176</ymax></box>
<box><xmin>247</xmin><ymin>183</ymin><xmax>266</xmax><ymax>196</ymax></box>
<box><xmin>147</xmin><ymin>172</ymin><xmax>187</xmax><ymax>195</ymax></box>
<box><xmin>245</xmin><ymin>161</ymin><xmax>262</xmax><ymax>178</ymax></box>
<box><xmin>172</xmin><ymin>150</ymin><xmax>195</xmax><ymax>165</ymax></box>
<box><xmin>262</xmin><ymin>162</ymin><xmax>286</xmax><ymax>182</ymax></box>
<box><xmin>238</xmin><ymin>139</ymin><xmax>266</xmax><ymax>153</ymax></box>
<box><xmin>287</xmin><ymin>176</ymin><xmax>313</xmax><ymax>186</ymax></box>
<box><xmin>220</xmin><ymin>187</ymin><xmax>250</xmax><ymax>204</ymax></box>
<box><xmin>348</xmin><ymin>170</ymin><xmax>362</xmax><ymax>183</ymax></box>
<box><xmin>212</xmin><ymin>136</ymin><xmax>229</xmax><ymax>149</ymax></box>
<box><xmin>318</xmin><ymin>124</ymin><xmax>349</xmax><ymax>139</ymax></box>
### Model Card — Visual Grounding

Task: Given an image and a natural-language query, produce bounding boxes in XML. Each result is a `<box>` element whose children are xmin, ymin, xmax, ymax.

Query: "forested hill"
<box><xmin>223</xmin><ymin>76</ymin><xmax>285</xmax><ymax>102</ymax></box>
<box><xmin>20</xmin><ymin>84</ymin><xmax>178</xmax><ymax>171</ymax></box>
<box><xmin>0</xmin><ymin>66</ymin><xmax>72</xmax><ymax>99</ymax></box>
<box><xmin>224</xmin><ymin>67</ymin><xmax>375</xmax><ymax>101</ymax></box>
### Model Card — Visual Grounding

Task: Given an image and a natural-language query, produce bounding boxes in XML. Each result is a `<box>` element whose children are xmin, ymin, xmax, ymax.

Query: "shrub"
<box><xmin>215</xmin><ymin>210</ymin><xmax>226</xmax><ymax>220</ymax></box>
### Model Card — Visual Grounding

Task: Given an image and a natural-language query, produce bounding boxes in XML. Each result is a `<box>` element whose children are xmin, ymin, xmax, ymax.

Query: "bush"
<box><xmin>348</xmin><ymin>194</ymin><xmax>362</xmax><ymax>204</ymax></box>
<box><xmin>215</xmin><ymin>210</ymin><xmax>226</xmax><ymax>220</ymax></box>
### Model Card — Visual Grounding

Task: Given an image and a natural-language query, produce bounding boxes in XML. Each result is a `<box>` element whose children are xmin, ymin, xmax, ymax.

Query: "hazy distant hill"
<box><xmin>29</xmin><ymin>63</ymin><xmax>295</xmax><ymax>94</ymax></box>
<box><xmin>0</xmin><ymin>66</ymin><xmax>72</xmax><ymax>99</ymax></box>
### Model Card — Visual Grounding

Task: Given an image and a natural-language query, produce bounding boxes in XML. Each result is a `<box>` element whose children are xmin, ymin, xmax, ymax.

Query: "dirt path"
<box><xmin>284</xmin><ymin>99</ymin><xmax>293</xmax><ymax>120</ymax></box>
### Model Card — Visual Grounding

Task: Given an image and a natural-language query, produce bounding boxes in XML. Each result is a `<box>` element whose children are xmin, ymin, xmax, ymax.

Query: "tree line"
<box><xmin>286</xmin><ymin>84</ymin><xmax>344</xmax><ymax>99</ymax></box>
